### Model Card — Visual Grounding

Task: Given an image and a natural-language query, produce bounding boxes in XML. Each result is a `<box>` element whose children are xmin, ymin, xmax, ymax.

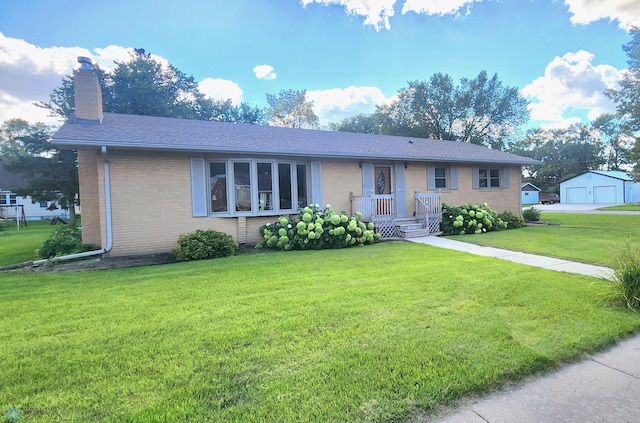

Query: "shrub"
<box><xmin>174</xmin><ymin>229</ymin><xmax>238</xmax><ymax>262</ymax></box>
<box><xmin>522</xmin><ymin>207</ymin><xmax>540</xmax><ymax>222</ymax></box>
<box><xmin>440</xmin><ymin>203</ymin><xmax>507</xmax><ymax>235</ymax></box>
<box><xmin>498</xmin><ymin>211</ymin><xmax>525</xmax><ymax>229</ymax></box>
<box><xmin>256</xmin><ymin>204</ymin><xmax>380</xmax><ymax>251</ymax></box>
<box><xmin>38</xmin><ymin>226</ymin><xmax>94</xmax><ymax>259</ymax></box>
<box><xmin>594</xmin><ymin>245</ymin><xmax>640</xmax><ymax>310</ymax></box>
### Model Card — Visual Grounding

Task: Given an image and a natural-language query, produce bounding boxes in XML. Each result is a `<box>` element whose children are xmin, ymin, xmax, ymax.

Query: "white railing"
<box><xmin>415</xmin><ymin>193</ymin><xmax>442</xmax><ymax>234</ymax></box>
<box><xmin>351</xmin><ymin>194</ymin><xmax>394</xmax><ymax>221</ymax></box>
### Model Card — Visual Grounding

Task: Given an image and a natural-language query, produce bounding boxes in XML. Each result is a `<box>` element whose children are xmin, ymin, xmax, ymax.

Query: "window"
<box><xmin>479</xmin><ymin>168</ymin><xmax>500</xmax><ymax>188</ymax></box>
<box><xmin>234</xmin><ymin>162</ymin><xmax>252</xmax><ymax>212</ymax></box>
<box><xmin>434</xmin><ymin>167</ymin><xmax>447</xmax><ymax>189</ymax></box>
<box><xmin>39</xmin><ymin>201</ymin><xmax>48</xmax><ymax>208</ymax></box>
<box><xmin>278</xmin><ymin>163</ymin><xmax>292</xmax><ymax>210</ymax></box>
<box><xmin>210</xmin><ymin>162</ymin><xmax>228</xmax><ymax>212</ymax></box>
<box><xmin>0</xmin><ymin>195</ymin><xmax>6</xmax><ymax>205</ymax></box>
<box><xmin>427</xmin><ymin>165</ymin><xmax>458</xmax><ymax>190</ymax></box>
<box><xmin>208</xmin><ymin>160</ymin><xmax>308</xmax><ymax>215</ymax></box>
<box><xmin>9</xmin><ymin>195</ymin><xmax>17</xmax><ymax>205</ymax></box>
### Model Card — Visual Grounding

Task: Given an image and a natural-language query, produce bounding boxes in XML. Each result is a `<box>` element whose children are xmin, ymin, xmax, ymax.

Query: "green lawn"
<box><xmin>449</xmin><ymin>213</ymin><xmax>640</xmax><ymax>267</ymax></box>
<box><xmin>0</xmin><ymin>220</ymin><xmax>57</xmax><ymax>266</ymax></box>
<box><xmin>597</xmin><ymin>204</ymin><xmax>640</xmax><ymax>211</ymax></box>
<box><xmin>1</xmin><ymin>242</ymin><xmax>639</xmax><ymax>422</ymax></box>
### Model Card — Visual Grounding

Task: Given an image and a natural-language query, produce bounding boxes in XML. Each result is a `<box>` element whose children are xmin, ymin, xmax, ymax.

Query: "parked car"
<box><xmin>539</xmin><ymin>193</ymin><xmax>560</xmax><ymax>204</ymax></box>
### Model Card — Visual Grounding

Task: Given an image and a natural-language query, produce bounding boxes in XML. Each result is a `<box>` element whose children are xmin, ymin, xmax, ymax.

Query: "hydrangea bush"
<box><xmin>256</xmin><ymin>204</ymin><xmax>381</xmax><ymax>250</ymax></box>
<box><xmin>440</xmin><ymin>203</ymin><xmax>508</xmax><ymax>235</ymax></box>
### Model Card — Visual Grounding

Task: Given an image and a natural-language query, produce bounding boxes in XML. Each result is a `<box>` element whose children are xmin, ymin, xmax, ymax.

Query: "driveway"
<box><xmin>524</xmin><ymin>203</ymin><xmax>639</xmax><ymax>214</ymax></box>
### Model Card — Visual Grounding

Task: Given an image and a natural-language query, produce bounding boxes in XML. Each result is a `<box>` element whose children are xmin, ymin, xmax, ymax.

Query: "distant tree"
<box><xmin>38</xmin><ymin>48</ymin><xmax>265</xmax><ymax>124</ymax></box>
<box><xmin>0</xmin><ymin>119</ymin><xmax>78</xmax><ymax>226</ymax></box>
<box><xmin>334</xmin><ymin>71</ymin><xmax>529</xmax><ymax>150</ymax></box>
<box><xmin>329</xmin><ymin>113</ymin><xmax>383</xmax><ymax>133</ymax></box>
<box><xmin>591</xmin><ymin>113</ymin><xmax>634</xmax><ymax>170</ymax></box>
<box><xmin>266</xmin><ymin>89</ymin><xmax>319</xmax><ymax>129</ymax></box>
<box><xmin>509</xmin><ymin>124</ymin><xmax>604</xmax><ymax>191</ymax></box>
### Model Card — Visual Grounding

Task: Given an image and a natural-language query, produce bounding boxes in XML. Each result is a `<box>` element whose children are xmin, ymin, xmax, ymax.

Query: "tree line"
<box><xmin>1</xmin><ymin>29</ymin><xmax>639</xmax><ymax>221</ymax></box>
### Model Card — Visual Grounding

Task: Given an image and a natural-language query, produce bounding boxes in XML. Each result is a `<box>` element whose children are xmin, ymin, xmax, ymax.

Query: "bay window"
<box><xmin>208</xmin><ymin>159</ymin><xmax>308</xmax><ymax>215</ymax></box>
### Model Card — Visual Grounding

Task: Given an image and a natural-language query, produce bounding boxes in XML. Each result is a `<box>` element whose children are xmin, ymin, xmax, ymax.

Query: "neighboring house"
<box><xmin>0</xmin><ymin>165</ymin><xmax>68</xmax><ymax>221</ymax></box>
<box><xmin>51</xmin><ymin>57</ymin><xmax>540</xmax><ymax>257</ymax></box>
<box><xmin>521</xmin><ymin>182</ymin><xmax>541</xmax><ymax>204</ymax></box>
<box><xmin>560</xmin><ymin>171</ymin><xmax>640</xmax><ymax>204</ymax></box>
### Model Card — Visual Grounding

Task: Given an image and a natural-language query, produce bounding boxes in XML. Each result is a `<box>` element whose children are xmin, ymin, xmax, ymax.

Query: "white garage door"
<box><xmin>594</xmin><ymin>186</ymin><xmax>616</xmax><ymax>203</ymax></box>
<box><xmin>566</xmin><ymin>187</ymin><xmax>587</xmax><ymax>203</ymax></box>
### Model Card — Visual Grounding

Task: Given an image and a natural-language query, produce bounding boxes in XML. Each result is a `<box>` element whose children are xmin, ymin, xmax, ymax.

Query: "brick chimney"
<box><xmin>73</xmin><ymin>57</ymin><xmax>103</xmax><ymax>123</ymax></box>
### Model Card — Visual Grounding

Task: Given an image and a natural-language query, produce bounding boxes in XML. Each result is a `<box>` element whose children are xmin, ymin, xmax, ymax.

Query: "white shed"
<box><xmin>521</xmin><ymin>182</ymin><xmax>541</xmax><ymax>204</ymax></box>
<box><xmin>560</xmin><ymin>171</ymin><xmax>639</xmax><ymax>204</ymax></box>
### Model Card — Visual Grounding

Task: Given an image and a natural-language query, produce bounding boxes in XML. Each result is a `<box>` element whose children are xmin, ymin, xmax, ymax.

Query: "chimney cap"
<box><xmin>77</xmin><ymin>56</ymin><xmax>94</xmax><ymax>71</ymax></box>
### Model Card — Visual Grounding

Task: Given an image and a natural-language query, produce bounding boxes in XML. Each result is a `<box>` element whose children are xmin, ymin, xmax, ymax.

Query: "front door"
<box><xmin>374</xmin><ymin>166</ymin><xmax>391</xmax><ymax>195</ymax></box>
<box><xmin>374</xmin><ymin>166</ymin><xmax>392</xmax><ymax>215</ymax></box>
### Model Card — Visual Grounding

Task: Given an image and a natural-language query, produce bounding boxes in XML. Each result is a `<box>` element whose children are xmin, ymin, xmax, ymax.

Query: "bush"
<box><xmin>522</xmin><ymin>207</ymin><xmax>540</xmax><ymax>222</ymax></box>
<box><xmin>256</xmin><ymin>204</ymin><xmax>380</xmax><ymax>251</ymax></box>
<box><xmin>38</xmin><ymin>227</ymin><xmax>94</xmax><ymax>259</ymax></box>
<box><xmin>498</xmin><ymin>211</ymin><xmax>525</xmax><ymax>229</ymax></box>
<box><xmin>174</xmin><ymin>229</ymin><xmax>238</xmax><ymax>262</ymax></box>
<box><xmin>440</xmin><ymin>203</ymin><xmax>507</xmax><ymax>235</ymax></box>
<box><xmin>594</xmin><ymin>245</ymin><xmax>640</xmax><ymax>310</ymax></box>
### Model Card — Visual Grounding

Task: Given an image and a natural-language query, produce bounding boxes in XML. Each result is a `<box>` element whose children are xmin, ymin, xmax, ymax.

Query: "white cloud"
<box><xmin>306</xmin><ymin>86</ymin><xmax>389</xmax><ymax>124</ymax></box>
<box><xmin>198</xmin><ymin>78</ymin><xmax>243</xmax><ymax>104</ymax></box>
<box><xmin>253</xmin><ymin>64</ymin><xmax>277</xmax><ymax>80</ymax></box>
<box><xmin>401</xmin><ymin>0</ymin><xmax>480</xmax><ymax>17</ymax></box>
<box><xmin>0</xmin><ymin>33</ymin><xmax>244</xmax><ymax>124</ymax></box>
<box><xmin>301</xmin><ymin>0</ymin><xmax>396</xmax><ymax>31</ymax></box>
<box><xmin>522</xmin><ymin>50</ymin><xmax>622</xmax><ymax>124</ymax></box>
<box><xmin>564</xmin><ymin>0</ymin><xmax>640</xmax><ymax>30</ymax></box>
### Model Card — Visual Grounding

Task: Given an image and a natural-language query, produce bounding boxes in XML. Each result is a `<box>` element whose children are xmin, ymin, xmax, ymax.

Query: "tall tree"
<box><xmin>38</xmin><ymin>48</ymin><xmax>265</xmax><ymax>123</ymax></box>
<box><xmin>605</xmin><ymin>28</ymin><xmax>640</xmax><ymax>131</ymax></box>
<box><xmin>604</xmin><ymin>28</ymin><xmax>640</xmax><ymax>175</ymax></box>
<box><xmin>266</xmin><ymin>89</ymin><xmax>319</xmax><ymax>129</ymax></box>
<box><xmin>334</xmin><ymin>71</ymin><xmax>529</xmax><ymax>150</ymax></box>
<box><xmin>0</xmin><ymin>119</ymin><xmax>79</xmax><ymax>226</ymax></box>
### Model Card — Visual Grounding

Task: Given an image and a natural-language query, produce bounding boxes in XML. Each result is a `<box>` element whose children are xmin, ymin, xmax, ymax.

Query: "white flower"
<box><xmin>326</xmin><ymin>204</ymin><xmax>331</xmax><ymax>208</ymax></box>
<box><xmin>266</xmin><ymin>223</ymin><xmax>271</xmax><ymax>226</ymax></box>
<box><xmin>287</xmin><ymin>224</ymin><xmax>292</xmax><ymax>228</ymax></box>
<box><xmin>482</xmin><ymin>228</ymin><xmax>486</xmax><ymax>232</ymax></box>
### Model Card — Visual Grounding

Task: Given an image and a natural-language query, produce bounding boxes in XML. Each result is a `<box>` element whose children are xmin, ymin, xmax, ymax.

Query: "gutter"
<box><xmin>1</xmin><ymin>146</ymin><xmax>114</xmax><ymax>270</ymax></box>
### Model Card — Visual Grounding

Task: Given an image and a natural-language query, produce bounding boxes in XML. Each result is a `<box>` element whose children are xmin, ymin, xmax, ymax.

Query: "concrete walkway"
<box><xmin>407</xmin><ymin>236</ymin><xmax>640</xmax><ymax>423</ymax></box>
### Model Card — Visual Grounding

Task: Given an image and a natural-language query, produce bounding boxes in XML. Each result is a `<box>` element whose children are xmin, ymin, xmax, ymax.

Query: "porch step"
<box><xmin>398</xmin><ymin>228</ymin><xmax>431</xmax><ymax>238</ymax></box>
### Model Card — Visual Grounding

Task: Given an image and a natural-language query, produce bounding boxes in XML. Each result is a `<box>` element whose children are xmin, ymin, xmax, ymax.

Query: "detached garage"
<box><xmin>560</xmin><ymin>171</ymin><xmax>639</xmax><ymax>204</ymax></box>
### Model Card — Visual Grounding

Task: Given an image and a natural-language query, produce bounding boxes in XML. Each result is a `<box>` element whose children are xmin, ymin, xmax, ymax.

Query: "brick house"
<box><xmin>52</xmin><ymin>58</ymin><xmax>539</xmax><ymax>257</ymax></box>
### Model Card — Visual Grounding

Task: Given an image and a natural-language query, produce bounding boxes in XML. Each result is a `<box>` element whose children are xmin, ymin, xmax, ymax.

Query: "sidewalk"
<box><xmin>407</xmin><ymin>236</ymin><xmax>640</xmax><ymax>423</ymax></box>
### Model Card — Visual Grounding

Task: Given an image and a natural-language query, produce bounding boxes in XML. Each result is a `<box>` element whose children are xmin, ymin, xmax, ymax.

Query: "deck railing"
<box><xmin>415</xmin><ymin>193</ymin><xmax>442</xmax><ymax>234</ymax></box>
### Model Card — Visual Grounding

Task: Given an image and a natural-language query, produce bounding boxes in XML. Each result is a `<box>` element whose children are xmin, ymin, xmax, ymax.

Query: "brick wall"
<box><xmin>77</xmin><ymin>148</ymin><xmax>102</xmax><ymax>246</ymax></box>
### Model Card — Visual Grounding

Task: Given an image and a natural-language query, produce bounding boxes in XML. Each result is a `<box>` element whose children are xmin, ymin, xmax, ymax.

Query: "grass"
<box><xmin>1</xmin><ymin>242</ymin><xmax>639</xmax><ymax>422</ymax></box>
<box><xmin>449</xmin><ymin>213</ymin><xmax>640</xmax><ymax>267</ymax></box>
<box><xmin>597</xmin><ymin>204</ymin><xmax>640</xmax><ymax>211</ymax></box>
<box><xmin>0</xmin><ymin>220</ymin><xmax>57</xmax><ymax>266</ymax></box>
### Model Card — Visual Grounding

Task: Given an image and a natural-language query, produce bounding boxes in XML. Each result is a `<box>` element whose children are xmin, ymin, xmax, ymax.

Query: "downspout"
<box><xmin>29</xmin><ymin>146</ymin><xmax>113</xmax><ymax>266</ymax></box>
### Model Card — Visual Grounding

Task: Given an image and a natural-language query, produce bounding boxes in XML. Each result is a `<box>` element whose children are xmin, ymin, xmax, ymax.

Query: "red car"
<box><xmin>539</xmin><ymin>193</ymin><xmax>560</xmax><ymax>204</ymax></box>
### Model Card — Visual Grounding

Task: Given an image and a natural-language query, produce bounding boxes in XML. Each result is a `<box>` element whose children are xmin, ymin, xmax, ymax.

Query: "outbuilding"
<box><xmin>521</xmin><ymin>182</ymin><xmax>541</xmax><ymax>204</ymax></box>
<box><xmin>560</xmin><ymin>171</ymin><xmax>640</xmax><ymax>204</ymax></box>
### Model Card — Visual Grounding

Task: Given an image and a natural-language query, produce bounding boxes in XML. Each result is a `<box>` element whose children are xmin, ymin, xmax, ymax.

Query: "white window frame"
<box><xmin>427</xmin><ymin>165</ymin><xmax>458</xmax><ymax>191</ymax></box>
<box><xmin>473</xmin><ymin>166</ymin><xmax>509</xmax><ymax>190</ymax></box>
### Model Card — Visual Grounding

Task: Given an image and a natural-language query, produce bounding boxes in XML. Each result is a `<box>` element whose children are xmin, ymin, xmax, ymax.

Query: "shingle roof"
<box><xmin>52</xmin><ymin>112</ymin><xmax>541</xmax><ymax>165</ymax></box>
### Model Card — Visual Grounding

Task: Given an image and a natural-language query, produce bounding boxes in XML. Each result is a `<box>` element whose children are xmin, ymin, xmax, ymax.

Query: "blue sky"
<box><xmin>0</xmin><ymin>0</ymin><xmax>637</xmax><ymax>131</ymax></box>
